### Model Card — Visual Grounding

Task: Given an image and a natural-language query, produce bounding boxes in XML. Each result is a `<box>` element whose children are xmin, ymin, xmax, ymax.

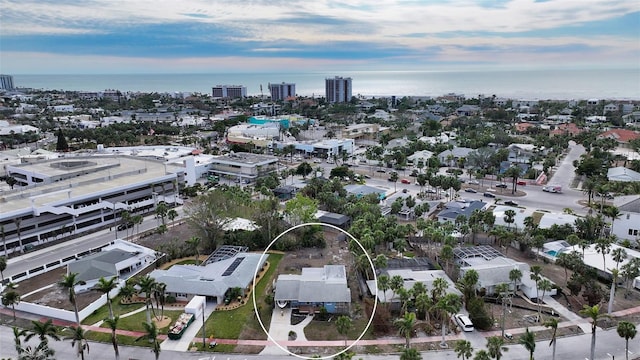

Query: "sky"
<box><xmin>1</xmin><ymin>0</ymin><xmax>639</xmax><ymax>74</ymax></box>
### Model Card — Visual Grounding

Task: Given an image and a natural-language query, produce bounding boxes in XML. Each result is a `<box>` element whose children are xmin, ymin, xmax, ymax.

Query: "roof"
<box><xmin>454</xmin><ymin>245</ymin><xmax>503</xmax><ymax>263</ymax></box>
<box><xmin>564</xmin><ymin>244</ymin><xmax>640</xmax><ymax>278</ymax></box>
<box><xmin>69</xmin><ymin>249</ymin><xmax>136</xmax><ymax>282</ymax></box>
<box><xmin>367</xmin><ymin>269</ymin><xmax>461</xmax><ymax>303</ymax></box>
<box><xmin>344</xmin><ymin>184</ymin><xmax>386</xmax><ymax>197</ymax></box>
<box><xmin>538</xmin><ymin>213</ymin><xmax>577</xmax><ymax>229</ymax></box>
<box><xmin>460</xmin><ymin>257</ymin><xmax>530</xmax><ymax>288</ymax></box>
<box><xmin>149</xmin><ymin>252</ymin><xmax>267</xmax><ymax>298</ymax></box>
<box><xmin>438</xmin><ymin>200</ymin><xmax>486</xmax><ymax>221</ymax></box>
<box><xmin>317</xmin><ymin>211</ymin><xmax>350</xmax><ymax>226</ymax></box>
<box><xmin>607</xmin><ymin>167</ymin><xmax>640</xmax><ymax>182</ymax></box>
<box><xmin>274</xmin><ymin>265</ymin><xmax>351</xmax><ymax>303</ymax></box>
<box><xmin>598</xmin><ymin>129</ymin><xmax>640</xmax><ymax>143</ymax></box>
<box><xmin>438</xmin><ymin>147</ymin><xmax>474</xmax><ymax>158</ymax></box>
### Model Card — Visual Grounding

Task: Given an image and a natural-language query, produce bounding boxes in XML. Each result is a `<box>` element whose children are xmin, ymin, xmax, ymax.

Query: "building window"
<box><xmin>630</xmin><ymin>229</ymin><xmax>634</xmax><ymax>235</ymax></box>
<box><xmin>635</xmin><ymin>230</ymin><xmax>639</xmax><ymax>236</ymax></box>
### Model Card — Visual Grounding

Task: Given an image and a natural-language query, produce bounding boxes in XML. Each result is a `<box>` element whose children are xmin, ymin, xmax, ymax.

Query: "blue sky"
<box><xmin>1</xmin><ymin>0</ymin><xmax>639</xmax><ymax>74</ymax></box>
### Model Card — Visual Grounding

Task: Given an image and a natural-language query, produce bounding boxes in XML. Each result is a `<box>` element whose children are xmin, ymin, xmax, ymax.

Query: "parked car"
<box><xmin>516</xmin><ymin>180</ymin><xmax>527</xmax><ymax>186</ymax></box>
<box><xmin>504</xmin><ymin>200</ymin><xmax>519</xmax><ymax>206</ymax></box>
<box><xmin>402</xmin><ymin>189</ymin><xmax>408</xmax><ymax>193</ymax></box>
<box><xmin>376</xmin><ymin>169</ymin><xmax>386</xmax><ymax>173</ymax></box>
<box><xmin>454</xmin><ymin>314</ymin><xmax>474</xmax><ymax>332</ymax></box>
<box><xmin>401</xmin><ymin>179</ymin><xmax>411</xmax><ymax>184</ymax></box>
<box><xmin>495</xmin><ymin>183</ymin><xmax>508</xmax><ymax>188</ymax></box>
<box><xmin>468</xmin><ymin>180</ymin><xmax>480</xmax><ymax>185</ymax></box>
<box><xmin>483</xmin><ymin>192</ymin><xmax>496</xmax><ymax>198</ymax></box>
<box><xmin>117</xmin><ymin>222</ymin><xmax>134</xmax><ymax>231</ymax></box>
<box><xmin>464</xmin><ymin>188</ymin><xmax>477</xmax><ymax>193</ymax></box>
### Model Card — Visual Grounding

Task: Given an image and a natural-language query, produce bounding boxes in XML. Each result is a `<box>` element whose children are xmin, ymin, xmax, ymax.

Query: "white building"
<box><xmin>366</xmin><ymin>269</ymin><xmax>461</xmax><ymax>305</ymax></box>
<box><xmin>325</xmin><ymin>76</ymin><xmax>352</xmax><ymax>103</ymax></box>
<box><xmin>2</xmin><ymin>155</ymin><xmax>184</xmax><ymax>255</ymax></box>
<box><xmin>563</xmin><ymin>243</ymin><xmax>640</xmax><ymax>289</ymax></box>
<box><xmin>0</xmin><ymin>75</ymin><xmax>14</xmax><ymax>90</ymax></box>
<box><xmin>208</xmin><ymin>152</ymin><xmax>278</xmax><ymax>182</ymax></box>
<box><xmin>613</xmin><ymin>198</ymin><xmax>640</xmax><ymax>242</ymax></box>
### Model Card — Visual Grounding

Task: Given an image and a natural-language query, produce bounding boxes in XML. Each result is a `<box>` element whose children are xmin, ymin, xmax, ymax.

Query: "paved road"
<box><xmin>2</xmin><ymin>319</ymin><xmax>638</xmax><ymax>360</ymax></box>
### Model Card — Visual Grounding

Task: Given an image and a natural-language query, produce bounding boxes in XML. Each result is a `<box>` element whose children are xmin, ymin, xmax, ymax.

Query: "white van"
<box><xmin>454</xmin><ymin>314</ymin><xmax>474</xmax><ymax>332</ymax></box>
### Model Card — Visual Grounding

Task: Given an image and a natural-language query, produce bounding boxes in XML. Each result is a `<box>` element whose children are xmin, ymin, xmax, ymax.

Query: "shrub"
<box><xmin>467</xmin><ymin>297</ymin><xmax>493</xmax><ymax>330</ymax></box>
<box><xmin>166</xmin><ymin>295</ymin><xmax>176</xmax><ymax>304</ymax></box>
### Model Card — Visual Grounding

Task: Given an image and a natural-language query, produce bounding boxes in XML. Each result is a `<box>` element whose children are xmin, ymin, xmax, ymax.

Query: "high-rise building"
<box><xmin>212</xmin><ymin>85</ymin><xmax>247</xmax><ymax>99</ymax></box>
<box><xmin>269</xmin><ymin>82</ymin><xmax>296</xmax><ymax>101</ymax></box>
<box><xmin>0</xmin><ymin>75</ymin><xmax>15</xmax><ymax>90</ymax></box>
<box><xmin>325</xmin><ymin>76</ymin><xmax>352</xmax><ymax>103</ymax></box>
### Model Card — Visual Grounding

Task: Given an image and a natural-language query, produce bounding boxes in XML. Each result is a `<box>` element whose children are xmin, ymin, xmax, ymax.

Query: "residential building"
<box><xmin>325</xmin><ymin>76</ymin><xmax>352</xmax><ymax>103</ymax></box>
<box><xmin>438</xmin><ymin>147</ymin><xmax>474</xmax><ymax>166</ymax></box>
<box><xmin>613</xmin><ymin>198</ymin><xmax>640</xmax><ymax>243</ymax></box>
<box><xmin>607</xmin><ymin>166</ymin><xmax>640</xmax><ymax>182</ymax></box>
<box><xmin>456</xmin><ymin>104</ymin><xmax>480</xmax><ymax>116</ymax></box>
<box><xmin>550</xmin><ymin>123</ymin><xmax>583</xmax><ymax>137</ymax></box>
<box><xmin>366</xmin><ymin>269</ymin><xmax>461</xmax><ymax>307</ymax></box>
<box><xmin>513</xmin><ymin>100</ymin><xmax>539</xmax><ymax>109</ymax></box>
<box><xmin>455</xmin><ymin>246</ymin><xmax>557</xmax><ymax>299</ymax></box>
<box><xmin>212</xmin><ymin>85</ymin><xmax>247</xmax><ymax>99</ymax></box>
<box><xmin>507</xmin><ymin>143</ymin><xmax>537</xmax><ymax>164</ymax></box>
<box><xmin>598</xmin><ymin>129</ymin><xmax>640</xmax><ymax>147</ymax></box>
<box><xmin>150</xmin><ymin>251</ymin><xmax>268</xmax><ymax>304</ymax></box>
<box><xmin>340</xmin><ymin>123</ymin><xmax>390</xmax><ymax>141</ymax></box>
<box><xmin>407</xmin><ymin>150</ymin><xmax>434</xmax><ymax>165</ymax></box>
<box><xmin>437</xmin><ymin>200</ymin><xmax>487</xmax><ymax>224</ymax></box>
<box><xmin>344</xmin><ymin>184</ymin><xmax>387</xmax><ymax>200</ymax></box>
<box><xmin>208</xmin><ymin>152</ymin><xmax>278</xmax><ymax>182</ymax></box>
<box><xmin>274</xmin><ymin>265</ymin><xmax>351</xmax><ymax>314</ymax></box>
<box><xmin>0</xmin><ymin>75</ymin><xmax>14</xmax><ymax>90</ymax></box>
<box><xmin>604</xmin><ymin>103</ymin><xmax>620</xmax><ymax>114</ymax></box>
<box><xmin>227</xmin><ymin>123</ymin><xmax>281</xmax><ymax>147</ymax></box>
<box><xmin>2</xmin><ymin>156</ymin><xmax>184</xmax><ymax>255</ymax></box>
<box><xmin>563</xmin><ymin>243</ymin><xmax>640</xmax><ymax>289</ymax></box>
<box><xmin>269</xmin><ymin>82</ymin><xmax>296</xmax><ymax>101</ymax></box>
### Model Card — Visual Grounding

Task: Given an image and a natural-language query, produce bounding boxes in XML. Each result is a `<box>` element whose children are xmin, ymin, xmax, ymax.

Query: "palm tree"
<box><xmin>608</xmin><ymin>268</ymin><xmax>619</xmax><ymax>315</ymax></box>
<box><xmin>135</xmin><ymin>322</ymin><xmax>161</xmax><ymax>360</ymax></box>
<box><xmin>579</xmin><ymin>304</ymin><xmax>608</xmax><ymax>360</ymax></box>
<box><xmin>537</xmin><ymin>279</ymin><xmax>553</xmax><ymax>321</ymax></box>
<box><xmin>400</xmin><ymin>347</ymin><xmax>422</xmax><ymax>360</ymax></box>
<box><xmin>454</xmin><ymin>339</ymin><xmax>473</xmax><ymax>360</ymax></box>
<box><xmin>25</xmin><ymin>319</ymin><xmax>61</xmax><ymax>349</ymax></box>
<box><xmin>0</xmin><ymin>255</ymin><xmax>6</xmax><ymax>284</ymax></box>
<box><xmin>136</xmin><ymin>275</ymin><xmax>157</xmax><ymax>324</ymax></box>
<box><xmin>2</xmin><ymin>290</ymin><xmax>20</xmax><ymax>321</ymax></box>
<box><xmin>103</xmin><ymin>316</ymin><xmax>121</xmax><ymax>360</ymax></box>
<box><xmin>529</xmin><ymin>265</ymin><xmax>542</xmax><ymax>320</ymax></box>
<box><xmin>436</xmin><ymin>293</ymin><xmax>462</xmax><ymax>348</ymax></box>
<box><xmin>504</xmin><ymin>166</ymin><xmax>522</xmax><ymax>194</ymax></box>
<box><xmin>58</xmin><ymin>272</ymin><xmax>86</xmax><ymax>325</ymax></box>
<box><xmin>336</xmin><ymin>315</ymin><xmax>352</xmax><ymax>346</ymax></box>
<box><xmin>595</xmin><ymin>237</ymin><xmax>612</xmax><ymax>272</ymax></box>
<box><xmin>394</xmin><ymin>312</ymin><xmax>417</xmax><ymax>349</ymax></box>
<box><xmin>153</xmin><ymin>282</ymin><xmax>167</xmax><ymax>320</ymax></box>
<box><xmin>503</xmin><ymin>209</ymin><xmax>516</xmax><ymax>230</ymax></box>
<box><xmin>415</xmin><ymin>292</ymin><xmax>432</xmax><ymax>323</ymax></box>
<box><xmin>509</xmin><ymin>268</ymin><xmax>522</xmax><ymax>292</ymax></box>
<box><xmin>14</xmin><ymin>218</ymin><xmax>23</xmax><ymax>253</ymax></box>
<box><xmin>377</xmin><ymin>274</ymin><xmax>390</xmax><ymax>303</ymax></box>
<box><xmin>186</xmin><ymin>236</ymin><xmax>201</xmax><ymax>265</ymax></box>
<box><xmin>518</xmin><ymin>328</ymin><xmax>536</xmax><ymax>360</ymax></box>
<box><xmin>13</xmin><ymin>326</ymin><xmax>26</xmax><ymax>354</ymax></box>
<box><xmin>611</xmin><ymin>247</ymin><xmax>627</xmax><ymax>269</ymax></box>
<box><xmin>118</xmin><ymin>283</ymin><xmax>136</xmax><ymax>303</ymax></box>
<box><xmin>616</xmin><ymin>321</ymin><xmax>637</xmax><ymax>360</ymax></box>
<box><xmin>390</xmin><ymin>171</ymin><xmax>399</xmax><ymax>192</ymax></box>
<box><xmin>544</xmin><ymin>317</ymin><xmax>559</xmax><ymax>360</ymax></box>
<box><xmin>64</xmin><ymin>325</ymin><xmax>90</xmax><ymax>360</ymax></box>
<box><xmin>474</xmin><ymin>350</ymin><xmax>491</xmax><ymax>360</ymax></box>
<box><xmin>95</xmin><ymin>276</ymin><xmax>118</xmax><ymax>319</ymax></box>
<box><xmin>486</xmin><ymin>336</ymin><xmax>508</xmax><ymax>360</ymax></box>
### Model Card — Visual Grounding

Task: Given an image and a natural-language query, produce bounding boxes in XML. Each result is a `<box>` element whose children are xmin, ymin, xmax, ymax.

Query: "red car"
<box><xmin>517</xmin><ymin>180</ymin><xmax>527</xmax><ymax>186</ymax></box>
<box><xmin>401</xmin><ymin>179</ymin><xmax>411</xmax><ymax>184</ymax></box>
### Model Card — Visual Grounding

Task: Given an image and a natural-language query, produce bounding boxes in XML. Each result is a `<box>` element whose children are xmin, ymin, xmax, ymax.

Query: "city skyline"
<box><xmin>0</xmin><ymin>0</ymin><xmax>639</xmax><ymax>74</ymax></box>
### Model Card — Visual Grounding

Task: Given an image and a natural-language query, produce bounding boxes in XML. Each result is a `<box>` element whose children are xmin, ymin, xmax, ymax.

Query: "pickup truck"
<box><xmin>542</xmin><ymin>185</ymin><xmax>562</xmax><ymax>193</ymax></box>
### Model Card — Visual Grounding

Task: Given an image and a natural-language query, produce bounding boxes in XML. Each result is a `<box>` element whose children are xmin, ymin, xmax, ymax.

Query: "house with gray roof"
<box><xmin>149</xmin><ymin>252</ymin><xmax>267</xmax><ymax>304</ymax></box>
<box><xmin>274</xmin><ymin>265</ymin><xmax>351</xmax><ymax>314</ymax></box>
<box><xmin>68</xmin><ymin>240</ymin><xmax>157</xmax><ymax>292</ymax></box>
<box><xmin>437</xmin><ymin>200</ymin><xmax>487</xmax><ymax>224</ymax></box>
<box><xmin>607</xmin><ymin>166</ymin><xmax>640</xmax><ymax>182</ymax></box>
<box><xmin>344</xmin><ymin>184</ymin><xmax>387</xmax><ymax>200</ymax></box>
<box><xmin>366</xmin><ymin>269</ymin><xmax>460</xmax><ymax>307</ymax></box>
<box><xmin>438</xmin><ymin>147</ymin><xmax>474</xmax><ymax>166</ymax></box>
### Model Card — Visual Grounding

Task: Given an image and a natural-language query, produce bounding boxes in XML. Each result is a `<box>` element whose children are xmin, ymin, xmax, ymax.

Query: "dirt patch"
<box><xmin>153</xmin><ymin>315</ymin><xmax>172</xmax><ymax>329</ymax></box>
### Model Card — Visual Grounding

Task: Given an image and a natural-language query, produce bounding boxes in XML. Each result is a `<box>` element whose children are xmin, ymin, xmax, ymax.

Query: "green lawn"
<box><xmin>171</xmin><ymin>259</ymin><xmax>198</xmax><ymax>266</ymax></box>
<box><xmin>103</xmin><ymin>310</ymin><xmax>184</xmax><ymax>333</ymax></box>
<box><xmin>203</xmin><ymin>253</ymin><xmax>283</xmax><ymax>341</ymax></box>
<box><xmin>304</xmin><ymin>316</ymin><xmax>375</xmax><ymax>341</ymax></box>
<box><xmin>82</xmin><ymin>295</ymin><xmax>145</xmax><ymax>326</ymax></box>
<box><xmin>84</xmin><ymin>330</ymin><xmax>150</xmax><ymax>347</ymax></box>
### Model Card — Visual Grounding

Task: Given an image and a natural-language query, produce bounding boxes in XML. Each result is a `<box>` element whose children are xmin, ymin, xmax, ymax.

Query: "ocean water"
<box><xmin>12</xmin><ymin>68</ymin><xmax>640</xmax><ymax>100</ymax></box>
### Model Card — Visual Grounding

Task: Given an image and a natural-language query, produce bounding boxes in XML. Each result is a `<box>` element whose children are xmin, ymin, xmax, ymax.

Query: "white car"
<box><xmin>454</xmin><ymin>314</ymin><xmax>474</xmax><ymax>332</ymax></box>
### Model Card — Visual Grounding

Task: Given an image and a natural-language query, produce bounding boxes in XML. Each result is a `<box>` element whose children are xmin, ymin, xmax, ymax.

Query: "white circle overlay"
<box><xmin>252</xmin><ymin>222</ymin><xmax>378</xmax><ymax>359</ymax></box>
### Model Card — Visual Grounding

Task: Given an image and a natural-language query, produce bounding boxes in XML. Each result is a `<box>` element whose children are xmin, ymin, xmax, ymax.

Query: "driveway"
<box><xmin>259</xmin><ymin>307</ymin><xmax>314</xmax><ymax>355</ymax></box>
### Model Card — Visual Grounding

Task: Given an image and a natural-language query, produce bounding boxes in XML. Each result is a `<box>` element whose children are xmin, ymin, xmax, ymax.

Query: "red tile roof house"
<box><xmin>597</xmin><ymin>129</ymin><xmax>640</xmax><ymax>148</ymax></box>
<box><xmin>550</xmin><ymin>123</ymin><xmax>584</xmax><ymax>137</ymax></box>
<box><xmin>515</xmin><ymin>122</ymin><xmax>536</xmax><ymax>133</ymax></box>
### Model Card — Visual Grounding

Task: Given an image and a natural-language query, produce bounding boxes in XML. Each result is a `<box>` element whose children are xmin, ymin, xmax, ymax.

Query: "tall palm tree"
<box><xmin>436</xmin><ymin>293</ymin><xmax>462</xmax><ymax>348</ymax></box>
<box><xmin>377</xmin><ymin>274</ymin><xmax>390</xmax><ymax>303</ymax></box>
<box><xmin>0</xmin><ymin>255</ymin><xmax>6</xmax><ymax>284</ymax></box>
<box><xmin>153</xmin><ymin>282</ymin><xmax>167</xmax><ymax>320</ymax></box>
<box><xmin>595</xmin><ymin>237</ymin><xmax>612</xmax><ymax>272</ymax></box>
<box><xmin>186</xmin><ymin>236</ymin><xmax>201</xmax><ymax>265</ymax></box>
<box><xmin>474</xmin><ymin>349</ymin><xmax>491</xmax><ymax>360</ymax></box>
<box><xmin>607</xmin><ymin>268</ymin><xmax>620</xmax><ymax>315</ymax></box>
<box><xmin>13</xmin><ymin>326</ymin><xmax>26</xmax><ymax>355</ymax></box>
<box><xmin>616</xmin><ymin>321</ymin><xmax>637</xmax><ymax>360</ymax></box>
<box><xmin>509</xmin><ymin>268</ymin><xmax>522</xmax><ymax>292</ymax></box>
<box><xmin>118</xmin><ymin>283</ymin><xmax>136</xmax><ymax>302</ymax></box>
<box><xmin>544</xmin><ymin>317</ymin><xmax>559</xmax><ymax>360</ymax></box>
<box><xmin>95</xmin><ymin>276</ymin><xmax>118</xmax><ymax>319</ymax></box>
<box><xmin>518</xmin><ymin>328</ymin><xmax>536</xmax><ymax>360</ymax></box>
<box><xmin>529</xmin><ymin>265</ymin><xmax>542</xmax><ymax>320</ymax></box>
<box><xmin>64</xmin><ymin>325</ymin><xmax>90</xmax><ymax>360</ymax></box>
<box><xmin>1</xmin><ymin>290</ymin><xmax>21</xmax><ymax>321</ymax></box>
<box><xmin>486</xmin><ymin>336</ymin><xmax>508</xmax><ymax>360</ymax></box>
<box><xmin>537</xmin><ymin>279</ymin><xmax>553</xmax><ymax>321</ymax></box>
<box><xmin>136</xmin><ymin>275</ymin><xmax>157</xmax><ymax>324</ymax></box>
<box><xmin>400</xmin><ymin>347</ymin><xmax>422</xmax><ymax>360</ymax></box>
<box><xmin>58</xmin><ymin>272</ymin><xmax>86</xmax><ymax>325</ymax></box>
<box><xmin>135</xmin><ymin>322</ymin><xmax>161</xmax><ymax>360</ymax></box>
<box><xmin>394</xmin><ymin>312</ymin><xmax>417</xmax><ymax>349</ymax></box>
<box><xmin>611</xmin><ymin>247</ymin><xmax>627</xmax><ymax>269</ymax></box>
<box><xmin>579</xmin><ymin>304</ymin><xmax>608</xmax><ymax>360</ymax></box>
<box><xmin>415</xmin><ymin>292</ymin><xmax>432</xmax><ymax>323</ymax></box>
<box><xmin>454</xmin><ymin>339</ymin><xmax>473</xmax><ymax>360</ymax></box>
<box><xmin>25</xmin><ymin>319</ymin><xmax>61</xmax><ymax>350</ymax></box>
<box><xmin>103</xmin><ymin>316</ymin><xmax>121</xmax><ymax>360</ymax></box>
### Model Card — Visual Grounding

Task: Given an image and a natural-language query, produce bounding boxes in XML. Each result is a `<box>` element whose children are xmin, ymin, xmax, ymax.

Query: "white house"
<box><xmin>612</xmin><ymin>198</ymin><xmax>640</xmax><ymax>242</ymax></box>
<box><xmin>563</xmin><ymin>243</ymin><xmax>640</xmax><ymax>289</ymax></box>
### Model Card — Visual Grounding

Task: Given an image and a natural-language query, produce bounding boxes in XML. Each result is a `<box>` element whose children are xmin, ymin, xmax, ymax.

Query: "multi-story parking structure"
<box><xmin>1</xmin><ymin>155</ymin><xmax>185</xmax><ymax>256</ymax></box>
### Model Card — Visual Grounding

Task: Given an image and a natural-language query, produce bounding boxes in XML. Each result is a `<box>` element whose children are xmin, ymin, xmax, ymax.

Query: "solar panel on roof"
<box><xmin>222</xmin><ymin>257</ymin><xmax>245</xmax><ymax>276</ymax></box>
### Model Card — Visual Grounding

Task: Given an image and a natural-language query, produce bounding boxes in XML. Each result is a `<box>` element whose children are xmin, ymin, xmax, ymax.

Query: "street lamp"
<box><xmin>202</xmin><ymin>301</ymin><xmax>206</xmax><ymax>348</ymax></box>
